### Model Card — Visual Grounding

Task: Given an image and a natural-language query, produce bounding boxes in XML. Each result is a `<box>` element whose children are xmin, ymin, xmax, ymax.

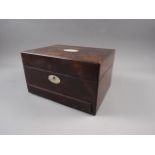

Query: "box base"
<box><xmin>27</xmin><ymin>85</ymin><xmax>96</xmax><ymax>115</ymax></box>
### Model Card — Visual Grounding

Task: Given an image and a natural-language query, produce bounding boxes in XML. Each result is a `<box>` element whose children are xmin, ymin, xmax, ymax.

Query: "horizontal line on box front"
<box><xmin>28</xmin><ymin>84</ymin><xmax>92</xmax><ymax>105</ymax></box>
<box><xmin>24</xmin><ymin>65</ymin><xmax>98</xmax><ymax>83</ymax></box>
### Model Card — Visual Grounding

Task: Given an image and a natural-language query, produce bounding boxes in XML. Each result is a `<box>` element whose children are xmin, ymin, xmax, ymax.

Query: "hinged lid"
<box><xmin>21</xmin><ymin>45</ymin><xmax>115</xmax><ymax>81</ymax></box>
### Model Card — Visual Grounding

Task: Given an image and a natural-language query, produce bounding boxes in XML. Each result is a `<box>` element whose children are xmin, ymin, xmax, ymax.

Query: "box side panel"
<box><xmin>91</xmin><ymin>51</ymin><xmax>115</xmax><ymax>114</ymax></box>
<box><xmin>21</xmin><ymin>53</ymin><xmax>29</xmax><ymax>87</ymax></box>
<box><xmin>99</xmin><ymin>50</ymin><xmax>115</xmax><ymax>81</ymax></box>
<box><xmin>96</xmin><ymin>66</ymin><xmax>113</xmax><ymax>112</ymax></box>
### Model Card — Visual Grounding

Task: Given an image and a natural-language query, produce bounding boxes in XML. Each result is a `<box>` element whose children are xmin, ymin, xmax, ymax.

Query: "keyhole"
<box><xmin>48</xmin><ymin>75</ymin><xmax>61</xmax><ymax>84</ymax></box>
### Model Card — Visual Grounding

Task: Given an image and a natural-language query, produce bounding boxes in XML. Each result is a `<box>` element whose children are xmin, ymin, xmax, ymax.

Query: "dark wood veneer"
<box><xmin>21</xmin><ymin>44</ymin><xmax>115</xmax><ymax>115</ymax></box>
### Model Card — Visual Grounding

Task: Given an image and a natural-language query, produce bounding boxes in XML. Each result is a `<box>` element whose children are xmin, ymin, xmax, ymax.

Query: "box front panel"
<box><xmin>24</xmin><ymin>66</ymin><xmax>98</xmax><ymax>104</ymax></box>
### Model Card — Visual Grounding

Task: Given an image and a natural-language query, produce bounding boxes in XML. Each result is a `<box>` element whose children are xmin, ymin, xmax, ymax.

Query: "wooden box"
<box><xmin>21</xmin><ymin>45</ymin><xmax>115</xmax><ymax>115</ymax></box>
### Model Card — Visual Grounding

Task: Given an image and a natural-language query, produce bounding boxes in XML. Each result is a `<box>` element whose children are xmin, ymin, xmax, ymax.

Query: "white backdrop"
<box><xmin>0</xmin><ymin>19</ymin><xmax>155</xmax><ymax>134</ymax></box>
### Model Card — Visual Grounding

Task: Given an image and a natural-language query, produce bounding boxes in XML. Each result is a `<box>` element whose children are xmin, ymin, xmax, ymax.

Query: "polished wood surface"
<box><xmin>24</xmin><ymin>66</ymin><xmax>97</xmax><ymax>103</ymax></box>
<box><xmin>22</xmin><ymin>44</ymin><xmax>114</xmax><ymax>63</ymax></box>
<box><xmin>22</xmin><ymin>53</ymin><xmax>100</xmax><ymax>81</ymax></box>
<box><xmin>21</xmin><ymin>44</ymin><xmax>115</xmax><ymax>115</ymax></box>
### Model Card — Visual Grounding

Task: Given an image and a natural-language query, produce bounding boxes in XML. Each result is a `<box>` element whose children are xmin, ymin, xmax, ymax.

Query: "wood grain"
<box><xmin>21</xmin><ymin>44</ymin><xmax>115</xmax><ymax>115</ymax></box>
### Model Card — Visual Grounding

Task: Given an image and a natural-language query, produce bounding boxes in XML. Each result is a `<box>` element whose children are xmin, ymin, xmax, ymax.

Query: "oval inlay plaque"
<box><xmin>63</xmin><ymin>49</ymin><xmax>79</xmax><ymax>52</ymax></box>
<box><xmin>48</xmin><ymin>75</ymin><xmax>61</xmax><ymax>84</ymax></box>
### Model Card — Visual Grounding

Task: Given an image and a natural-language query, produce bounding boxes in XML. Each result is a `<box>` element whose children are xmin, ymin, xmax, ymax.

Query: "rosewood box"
<box><xmin>21</xmin><ymin>45</ymin><xmax>115</xmax><ymax>115</ymax></box>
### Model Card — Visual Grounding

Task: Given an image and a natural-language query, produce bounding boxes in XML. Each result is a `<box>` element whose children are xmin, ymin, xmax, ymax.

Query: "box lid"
<box><xmin>22</xmin><ymin>44</ymin><xmax>114</xmax><ymax>64</ymax></box>
<box><xmin>21</xmin><ymin>45</ymin><xmax>115</xmax><ymax>81</ymax></box>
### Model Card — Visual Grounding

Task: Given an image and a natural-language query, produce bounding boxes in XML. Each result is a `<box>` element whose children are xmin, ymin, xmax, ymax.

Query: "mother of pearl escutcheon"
<box><xmin>48</xmin><ymin>75</ymin><xmax>61</xmax><ymax>84</ymax></box>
